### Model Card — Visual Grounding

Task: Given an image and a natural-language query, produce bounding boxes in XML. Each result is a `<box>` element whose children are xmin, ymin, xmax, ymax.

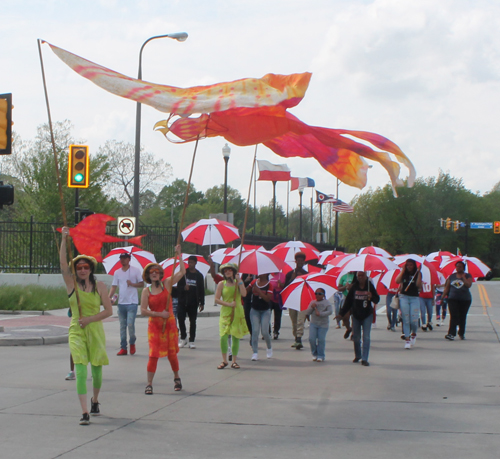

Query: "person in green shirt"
<box><xmin>337</xmin><ymin>272</ymin><xmax>355</xmax><ymax>339</ymax></box>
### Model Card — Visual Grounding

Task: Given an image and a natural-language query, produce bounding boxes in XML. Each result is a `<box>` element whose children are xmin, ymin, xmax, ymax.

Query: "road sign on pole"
<box><xmin>117</xmin><ymin>216</ymin><xmax>136</xmax><ymax>236</ymax></box>
<box><xmin>470</xmin><ymin>222</ymin><xmax>493</xmax><ymax>229</ymax></box>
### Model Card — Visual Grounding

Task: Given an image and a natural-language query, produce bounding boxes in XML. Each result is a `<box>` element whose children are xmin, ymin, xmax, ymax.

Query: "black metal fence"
<box><xmin>0</xmin><ymin>218</ymin><xmax>177</xmax><ymax>274</ymax></box>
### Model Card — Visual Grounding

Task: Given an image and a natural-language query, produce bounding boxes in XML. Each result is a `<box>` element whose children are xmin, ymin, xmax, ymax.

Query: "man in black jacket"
<box><xmin>177</xmin><ymin>256</ymin><xmax>205</xmax><ymax>349</ymax></box>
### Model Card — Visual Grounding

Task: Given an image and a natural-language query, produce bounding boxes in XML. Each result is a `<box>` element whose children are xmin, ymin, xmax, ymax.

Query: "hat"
<box><xmin>71</xmin><ymin>255</ymin><xmax>98</xmax><ymax>270</ymax></box>
<box><xmin>143</xmin><ymin>263</ymin><xmax>165</xmax><ymax>284</ymax></box>
<box><xmin>119</xmin><ymin>252</ymin><xmax>131</xmax><ymax>259</ymax></box>
<box><xmin>220</xmin><ymin>263</ymin><xmax>238</xmax><ymax>275</ymax></box>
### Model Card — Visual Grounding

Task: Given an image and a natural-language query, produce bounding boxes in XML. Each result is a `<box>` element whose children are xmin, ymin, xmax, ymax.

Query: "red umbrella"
<box><xmin>358</xmin><ymin>246</ymin><xmax>392</xmax><ymax>258</ymax></box>
<box><xmin>181</xmin><ymin>218</ymin><xmax>240</xmax><ymax>246</ymax></box>
<box><xmin>280</xmin><ymin>273</ymin><xmax>338</xmax><ymax>312</ymax></box>
<box><xmin>102</xmin><ymin>246</ymin><xmax>156</xmax><ymax>275</ymax></box>
<box><xmin>440</xmin><ymin>256</ymin><xmax>490</xmax><ymax>279</ymax></box>
<box><xmin>159</xmin><ymin>254</ymin><xmax>210</xmax><ymax>279</ymax></box>
<box><xmin>325</xmin><ymin>253</ymin><xmax>358</xmax><ymax>270</ymax></box>
<box><xmin>380</xmin><ymin>269</ymin><xmax>401</xmax><ymax>292</ymax></box>
<box><xmin>271</xmin><ymin>241</ymin><xmax>320</xmax><ymax>263</ymax></box>
<box><xmin>336</xmin><ymin>254</ymin><xmax>399</xmax><ymax>279</ymax></box>
<box><xmin>281</xmin><ymin>261</ymin><xmax>323</xmax><ymax>275</ymax></box>
<box><xmin>227</xmin><ymin>249</ymin><xmax>285</xmax><ymax>275</ymax></box>
<box><xmin>210</xmin><ymin>244</ymin><xmax>265</xmax><ymax>264</ymax></box>
<box><xmin>371</xmin><ymin>272</ymin><xmax>389</xmax><ymax>295</ymax></box>
<box><xmin>318</xmin><ymin>250</ymin><xmax>345</xmax><ymax>265</ymax></box>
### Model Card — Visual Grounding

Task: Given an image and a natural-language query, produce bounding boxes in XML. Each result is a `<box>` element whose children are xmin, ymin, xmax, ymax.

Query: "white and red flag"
<box><xmin>257</xmin><ymin>160</ymin><xmax>291</xmax><ymax>181</ymax></box>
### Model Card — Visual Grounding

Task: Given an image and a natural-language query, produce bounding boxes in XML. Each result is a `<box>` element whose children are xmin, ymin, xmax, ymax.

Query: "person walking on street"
<box><xmin>248</xmin><ymin>274</ymin><xmax>274</xmax><ymax>361</ymax></box>
<box><xmin>442</xmin><ymin>261</ymin><xmax>473</xmax><ymax>341</ymax></box>
<box><xmin>177</xmin><ymin>256</ymin><xmax>205</xmax><ymax>349</ymax></box>
<box><xmin>141</xmin><ymin>249</ymin><xmax>185</xmax><ymax>395</ymax></box>
<box><xmin>304</xmin><ymin>288</ymin><xmax>333</xmax><ymax>362</ymax></box>
<box><xmin>109</xmin><ymin>253</ymin><xmax>144</xmax><ymax>356</ymax></box>
<box><xmin>396</xmin><ymin>259</ymin><xmax>422</xmax><ymax>349</ymax></box>
<box><xmin>59</xmin><ymin>227</ymin><xmax>113</xmax><ymax>426</ymax></box>
<box><xmin>281</xmin><ymin>252</ymin><xmax>308</xmax><ymax>349</ymax></box>
<box><xmin>339</xmin><ymin>272</ymin><xmax>379</xmax><ymax>366</ymax></box>
<box><xmin>337</xmin><ymin>272</ymin><xmax>355</xmax><ymax>339</ymax></box>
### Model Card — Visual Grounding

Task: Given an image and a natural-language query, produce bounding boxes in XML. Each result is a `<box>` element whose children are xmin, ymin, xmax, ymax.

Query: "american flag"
<box><xmin>316</xmin><ymin>190</ymin><xmax>354</xmax><ymax>213</ymax></box>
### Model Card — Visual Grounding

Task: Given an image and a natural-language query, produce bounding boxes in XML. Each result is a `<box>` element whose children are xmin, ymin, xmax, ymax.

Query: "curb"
<box><xmin>0</xmin><ymin>335</ymin><xmax>68</xmax><ymax>346</ymax></box>
<box><xmin>0</xmin><ymin>310</ymin><xmax>48</xmax><ymax>316</ymax></box>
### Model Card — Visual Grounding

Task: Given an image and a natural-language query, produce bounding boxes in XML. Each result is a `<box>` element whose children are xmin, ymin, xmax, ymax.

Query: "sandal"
<box><xmin>231</xmin><ymin>362</ymin><xmax>240</xmax><ymax>369</ymax></box>
<box><xmin>174</xmin><ymin>378</ymin><xmax>182</xmax><ymax>391</ymax></box>
<box><xmin>145</xmin><ymin>384</ymin><xmax>153</xmax><ymax>395</ymax></box>
<box><xmin>217</xmin><ymin>361</ymin><xmax>228</xmax><ymax>370</ymax></box>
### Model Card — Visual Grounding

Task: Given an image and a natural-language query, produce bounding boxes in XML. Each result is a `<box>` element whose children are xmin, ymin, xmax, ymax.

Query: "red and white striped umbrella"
<box><xmin>271</xmin><ymin>241</ymin><xmax>320</xmax><ymax>263</ymax></box>
<box><xmin>393</xmin><ymin>254</ymin><xmax>425</xmax><ymax>265</ymax></box>
<box><xmin>358</xmin><ymin>246</ymin><xmax>393</xmax><ymax>258</ymax></box>
<box><xmin>318</xmin><ymin>250</ymin><xmax>345</xmax><ymax>265</ymax></box>
<box><xmin>159</xmin><ymin>253</ymin><xmax>210</xmax><ymax>279</ymax></box>
<box><xmin>324</xmin><ymin>253</ymin><xmax>360</xmax><ymax>273</ymax></box>
<box><xmin>103</xmin><ymin>246</ymin><xmax>156</xmax><ymax>275</ymax></box>
<box><xmin>210</xmin><ymin>244</ymin><xmax>265</xmax><ymax>265</ymax></box>
<box><xmin>227</xmin><ymin>249</ymin><xmax>285</xmax><ymax>275</ymax></box>
<box><xmin>440</xmin><ymin>256</ymin><xmax>490</xmax><ymax>279</ymax></box>
<box><xmin>181</xmin><ymin>218</ymin><xmax>240</xmax><ymax>246</ymax></box>
<box><xmin>281</xmin><ymin>273</ymin><xmax>338</xmax><ymax>312</ymax></box>
<box><xmin>281</xmin><ymin>261</ymin><xmax>323</xmax><ymax>275</ymax></box>
<box><xmin>380</xmin><ymin>269</ymin><xmax>401</xmax><ymax>292</ymax></box>
<box><xmin>371</xmin><ymin>272</ymin><xmax>390</xmax><ymax>295</ymax></box>
<box><xmin>336</xmin><ymin>254</ymin><xmax>399</xmax><ymax>279</ymax></box>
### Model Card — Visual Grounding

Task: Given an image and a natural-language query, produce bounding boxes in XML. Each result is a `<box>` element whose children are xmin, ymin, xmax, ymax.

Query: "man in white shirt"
<box><xmin>109</xmin><ymin>253</ymin><xmax>144</xmax><ymax>355</ymax></box>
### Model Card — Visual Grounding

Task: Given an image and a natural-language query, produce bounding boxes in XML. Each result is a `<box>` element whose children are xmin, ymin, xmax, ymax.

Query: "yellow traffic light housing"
<box><xmin>454</xmin><ymin>221</ymin><xmax>460</xmax><ymax>232</ymax></box>
<box><xmin>68</xmin><ymin>145</ymin><xmax>89</xmax><ymax>188</ymax></box>
<box><xmin>494</xmin><ymin>221</ymin><xmax>500</xmax><ymax>234</ymax></box>
<box><xmin>446</xmin><ymin>218</ymin><xmax>451</xmax><ymax>230</ymax></box>
<box><xmin>0</xmin><ymin>93</ymin><xmax>13</xmax><ymax>155</ymax></box>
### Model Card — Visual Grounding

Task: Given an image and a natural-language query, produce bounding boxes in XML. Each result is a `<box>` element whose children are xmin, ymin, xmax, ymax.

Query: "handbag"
<box><xmin>390</xmin><ymin>294</ymin><xmax>400</xmax><ymax>310</ymax></box>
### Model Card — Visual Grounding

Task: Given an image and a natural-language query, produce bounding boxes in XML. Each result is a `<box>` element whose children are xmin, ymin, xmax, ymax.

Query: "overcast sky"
<box><xmin>3</xmin><ymin>0</ymin><xmax>500</xmax><ymax>214</ymax></box>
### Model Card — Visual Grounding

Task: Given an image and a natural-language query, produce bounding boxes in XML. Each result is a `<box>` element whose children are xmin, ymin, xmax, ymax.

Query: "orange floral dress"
<box><xmin>147</xmin><ymin>286</ymin><xmax>179</xmax><ymax>358</ymax></box>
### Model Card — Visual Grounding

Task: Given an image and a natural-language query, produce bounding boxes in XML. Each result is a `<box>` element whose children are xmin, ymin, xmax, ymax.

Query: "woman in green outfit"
<box><xmin>60</xmin><ymin>227</ymin><xmax>113</xmax><ymax>425</ymax></box>
<box><xmin>214</xmin><ymin>263</ymin><xmax>249</xmax><ymax>369</ymax></box>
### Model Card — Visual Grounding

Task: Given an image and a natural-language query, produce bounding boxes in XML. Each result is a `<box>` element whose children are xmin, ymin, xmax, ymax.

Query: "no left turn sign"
<box><xmin>117</xmin><ymin>217</ymin><xmax>136</xmax><ymax>236</ymax></box>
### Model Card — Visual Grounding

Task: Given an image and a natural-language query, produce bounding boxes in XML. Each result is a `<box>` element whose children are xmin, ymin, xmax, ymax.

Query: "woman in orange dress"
<box><xmin>140</xmin><ymin>245</ymin><xmax>185</xmax><ymax>395</ymax></box>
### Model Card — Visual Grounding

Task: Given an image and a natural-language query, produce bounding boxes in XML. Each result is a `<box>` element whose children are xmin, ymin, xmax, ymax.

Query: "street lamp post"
<box><xmin>222</xmin><ymin>143</ymin><xmax>231</xmax><ymax>215</ymax></box>
<box><xmin>133</xmin><ymin>32</ymin><xmax>188</xmax><ymax>220</ymax></box>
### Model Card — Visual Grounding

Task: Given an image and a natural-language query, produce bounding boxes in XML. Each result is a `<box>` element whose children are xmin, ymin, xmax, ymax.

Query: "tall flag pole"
<box><xmin>291</xmin><ymin>177</ymin><xmax>315</xmax><ymax>241</ymax></box>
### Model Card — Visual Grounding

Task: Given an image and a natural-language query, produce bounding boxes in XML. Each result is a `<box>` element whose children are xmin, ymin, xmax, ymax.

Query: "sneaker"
<box><xmin>421</xmin><ymin>325</ymin><xmax>427</xmax><ymax>331</ymax></box>
<box><xmin>400</xmin><ymin>334</ymin><xmax>406</xmax><ymax>340</ymax></box>
<box><xmin>436</xmin><ymin>315</ymin><xmax>441</xmax><ymax>322</ymax></box>
<box><xmin>90</xmin><ymin>397</ymin><xmax>100</xmax><ymax>416</ymax></box>
<box><xmin>312</xmin><ymin>357</ymin><xmax>318</xmax><ymax>361</ymax></box>
<box><xmin>188</xmin><ymin>342</ymin><xmax>196</xmax><ymax>349</ymax></box>
<box><xmin>390</xmin><ymin>327</ymin><xmax>396</xmax><ymax>332</ymax></box>
<box><xmin>445</xmin><ymin>334</ymin><xmax>455</xmax><ymax>340</ymax></box>
<box><xmin>353</xmin><ymin>357</ymin><xmax>361</xmax><ymax>363</ymax></box>
<box><xmin>178</xmin><ymin>339</ymin><xmax>188</xmax><ymax>348</ymax></box>
<box><xmin>459</xmin><ymin>335</ymin><xmax>465</xmax><ymax>340</ymax></box>
<box><xmin>427</xmin><ymin>323</ymin><xmax>433</xmax><ymax>331</ymax></box>
<box><xmin>361</xmin><ymin>360</ymin><xmax>370</xmax><ymax>367</ymax></box>
<box><xmin>79</xmin><ymin>413</ymin><xmax>90</xmax><ymax>425</ymax></box>
<box><xmin>404</xmin><ymin>340</ymin><xmax>411</xmax><ymax>349</ymax></box>
<box><xmin>251</xmin><ymin>353</ymin><xmax>258</xmax><ymax>361</ymax></box>
<box><xmin>117</xmin><ymin>348</ymin><xmax>127</xmax><ymax>356</ymax></box>
<box><xmin>295</xmin><ymin>342</ymin><xmax>304</xmax><ymax>350</ymax></box>
<box><xmin>291</xmin><ymin>342</ymin><xmax>298</xmax><ymax>348</ymax></box>
<box><xmin>316</xmin><ymin>358</ymin><xmax>323</xmax><ymax>362</ymax></box>
<box><xmin>130</xmin><ymin>344</ymin><xmax>136</xmax><ymax>355</ymax></box>
<box><xmin>65</xmin><ymin>371</ymin><xmax>75</xmax><ymax>381</ymax></box>
<box><xmin>266</xmin><ymin>348</ymin><xmax>273</xmax><ymax>359</ymax></box>
<box><xmin>273</xmin><ymin>332</ymin><xmax>279</xmax><ymax>340</ymax></box>
<box><xmin>410</xmin><ymin>334</ymin><xmax>416</xmax><ymax>346</ymax></box>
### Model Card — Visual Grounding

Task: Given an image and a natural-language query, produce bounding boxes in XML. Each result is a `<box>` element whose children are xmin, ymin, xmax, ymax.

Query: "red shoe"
<box><xmin>117</xmin><ymin>348</ymin><xmax>127</xmax><ymax>356</ymax></box>
<box><xmin>130</xmin><ymin>344</ymin><xmax>136</xmax><ymax>355</ymax></box>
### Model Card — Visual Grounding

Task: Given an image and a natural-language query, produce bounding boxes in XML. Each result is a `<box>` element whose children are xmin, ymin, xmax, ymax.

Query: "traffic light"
<box><xmin>68</xmin><ymin>145</ymin><xmax>89</xmax><ymax>188</ymax></box>
<box><xmin>454</xmin><ymin>221</ymin><xmax>460</xmax><ymax>232</ymax></box>
<box><xmin>446</xmin><ymin>218</ymin><xmax>451</xmax><ymax>230</ymax></box>
<box><xmin>0</xmin><ymin>181</ymin><xmax>14</xmax><ymax>208</ymax></box>
<box><xmin>494</xmin><ymin>221</ymin><xmax>500</xmax><ymax>234</ymax></box>
<box><xmin>0</xmin><ymin>93</ymin><xmax>13</xmax><ymax>155</ymax></box>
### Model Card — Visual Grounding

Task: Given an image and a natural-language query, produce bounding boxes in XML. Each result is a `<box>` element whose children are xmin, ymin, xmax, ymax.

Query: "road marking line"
<box><xmin>477</xmin><ymin>284</ymin><xmax>487</xmax><ymax>315</ymax></box>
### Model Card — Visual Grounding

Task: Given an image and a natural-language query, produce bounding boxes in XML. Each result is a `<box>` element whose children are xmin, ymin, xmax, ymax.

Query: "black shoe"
<box><xmin>90</xmin><ymin>398</ymin><xmax>100</xmax><ymax>416</ymax></box>
<box><xmin>228</xmin><ymin>354</ymin><xmax>233</xmax><ymax>361</ymax></box>
<box><xmin>79</xmin><ymin>413</ymin><xmax>90</xmax><ymax>425</ymax></box>
<box><xmin>295</xmin><ymin>338</ymin><xmax>303</xmax><ymax>350</ymax></box>
<box><xmin>273</xmin><ymin>332</ymin><xmax>279</xmax><ymax>340</ymax></box>
<box><xmin>459</xmin><ymin>334</ymin><xmax>465</xmax><ymax>340</ymax></box>
<box><xmin>445</xmin><ymin>334</ymin><xmax>455</xmax><ymax>341</ymax></box>
<box><xmin>353</xmin><ymin>357</ymin><xmax>361</xmax><ymax>363</ymax></box>
<box><xmin>361</xmin><ymin>361</ymin><xmax>370</xmax><ymax>367</ymax></box>
<box><xmin>344</xmin><ymin>329</ymin><xmax>352</xmax><ymax>340</ymax></box>
<box><xmin>421</xmin><ymin>325</ymin><xmax>427</xmax><ymax>331</ymax></box>
<box><xmin>427</xmin><ymin>323</ymin><xmax>433</xmax><ymax>331</ymax></box>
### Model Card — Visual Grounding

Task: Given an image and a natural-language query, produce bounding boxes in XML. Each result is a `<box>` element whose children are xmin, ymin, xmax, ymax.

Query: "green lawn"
<box><xmin>0</xmin><ymin>285</ymin><xmax>69</xmax><ymax>311</ymax></box>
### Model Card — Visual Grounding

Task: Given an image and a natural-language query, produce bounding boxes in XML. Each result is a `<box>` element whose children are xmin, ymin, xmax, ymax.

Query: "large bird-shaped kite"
<box><xmin>44</xmin><ymin>41</ymin><xmax>415</xmax><ymax>195</ymax></box>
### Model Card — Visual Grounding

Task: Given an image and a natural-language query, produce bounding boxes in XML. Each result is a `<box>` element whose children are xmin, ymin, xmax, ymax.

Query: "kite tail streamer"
<box><xmin>37</xmin><ymin>39</ymin><xmax>82</xmax><ymax>318</ymax></box>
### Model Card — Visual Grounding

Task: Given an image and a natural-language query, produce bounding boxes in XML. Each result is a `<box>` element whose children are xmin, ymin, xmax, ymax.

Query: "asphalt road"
<box><xmin>1</xmin><ymin>283</ymin><xmax>499</xmax><ymax>459</ymax></box>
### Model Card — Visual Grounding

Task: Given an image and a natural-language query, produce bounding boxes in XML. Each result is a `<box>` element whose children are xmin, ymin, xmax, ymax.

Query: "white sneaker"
<box><xmin>251</xmin><ymin>353</ymin><xmax>258</xmax><ymax>361</ymax></box>
<box><xmin>266</xmin><ymin>348</ymin><xmax>273</xmax><ymax>359</ymax></box>
<box><xmin>178</xmin><ymin>339</ymin><xmax>188</xmax><ymax>348</ymax></box>
<box><xmin>188</xmin><ymin>342</ymin><xmax>196</xmax><ymax>349</ymax></box>
<box><xmin>65</xmin><ymin>371</ymin><xmax>75</xmax><ymax>381</ymax></box>
<box><xmin>410</xmin><ymin>335</ymin><xmax>416</xmax><ymax>346</ymax></box>
<box><xmin>316</xmin><ymin>358</ymin><xmax>324</xmax><ymax>362</ymax></box>
<box><xmin>404</xmin><ymin>340</ymin><xmax>411</xmax><ymax>349</ymax></box>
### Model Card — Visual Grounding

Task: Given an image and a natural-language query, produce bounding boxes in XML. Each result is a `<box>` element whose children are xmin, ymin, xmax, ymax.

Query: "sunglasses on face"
<box><xmin>315</xmin><ymin>292</ymin><xmax>324</xmax><ymax>296</ymax></box>
<box><xmin>76</xmin><ymin>264</ymin><xmax>90</xmax><ymax>271</ymax></box>
<box><xmin>149</xmin><ymin>269</ymin><xmax>161</xmax><ymax>275</ymax></box>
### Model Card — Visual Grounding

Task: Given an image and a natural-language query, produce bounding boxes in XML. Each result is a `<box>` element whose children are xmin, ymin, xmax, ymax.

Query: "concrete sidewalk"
<box><xmin>1</xmin><ymin>284</ymin><xmax>500</xmax><ymax>458</ymax></box>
